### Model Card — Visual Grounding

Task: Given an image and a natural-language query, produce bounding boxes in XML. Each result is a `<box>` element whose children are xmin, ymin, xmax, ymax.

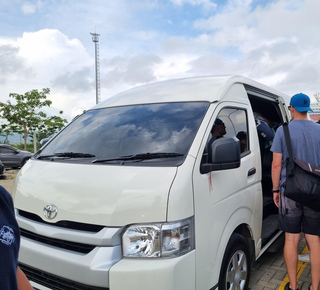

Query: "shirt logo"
<box><xmin>0</xmin><ymin>226</ymin><xmax>15</xmax><ymax>245</ymax></box>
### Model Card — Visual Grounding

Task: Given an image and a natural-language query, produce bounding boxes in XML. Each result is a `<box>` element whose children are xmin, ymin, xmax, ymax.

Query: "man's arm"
<box><xmin>271</xmin><ymin>152</ymin><xmax>282</xmax><ymax>208</ymax></box>
<box><xmin>17</xmin><ymin>267</ymin><xmax>34</xmax><ymax>290</ymax></box>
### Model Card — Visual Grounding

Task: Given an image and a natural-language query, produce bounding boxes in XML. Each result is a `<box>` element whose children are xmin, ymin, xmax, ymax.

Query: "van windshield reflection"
<box><xmin>38</xmin><ymin>102</ymin><xmax>209</xmax><ymax>166</ymax></box>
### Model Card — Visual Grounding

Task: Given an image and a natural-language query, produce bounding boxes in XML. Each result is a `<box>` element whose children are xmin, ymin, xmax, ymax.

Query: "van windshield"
<box><xmin>38</xmin><ymin>102</ymin><xmax>209</xmax><ymax>166</ymax></box>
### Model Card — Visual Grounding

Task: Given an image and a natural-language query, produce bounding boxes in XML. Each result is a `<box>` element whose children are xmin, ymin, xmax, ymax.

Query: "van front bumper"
<box><xmin>109</xmin><ymin>251</ymin><xmax>195</xmax><ymax>290</ymax></box>
<box><xmin>19</xmin><ymin>235</ymin><xmax>195</xmax><ymax>290</ymax></box>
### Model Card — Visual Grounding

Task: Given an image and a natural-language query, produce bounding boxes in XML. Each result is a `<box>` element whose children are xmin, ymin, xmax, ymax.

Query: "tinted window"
<box><xmin>217</xmin><ymin>108</ymin><xmax>249</xmax><ymax>153</ymax></box>
<box><xmin>217</xmin><ymin>108</ymin><xmax>248</xmax><ymax>139</ymax></box>
<box><xmin>40</xmin><ymin>102</ymin><xmax>209</xmax><ymax>165</ymax></box>
<box><xmin>202</xmin><ymin>107</ymin><xmax>249</xmax><ymax>166</ymax></box>
<box><xmin>0</xmin><ymin>148</ymin><xmax>14</xmax><ymax>154</ymax></box>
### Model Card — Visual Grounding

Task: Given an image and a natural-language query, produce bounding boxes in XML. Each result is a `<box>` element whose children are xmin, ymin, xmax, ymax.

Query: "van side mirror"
<box><xmin>201</xmin><ymin>137</ymin><xmax>241</xmax><ymax>174</ymax></box>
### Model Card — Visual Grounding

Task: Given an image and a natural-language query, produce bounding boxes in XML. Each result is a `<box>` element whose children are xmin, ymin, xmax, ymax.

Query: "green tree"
<box><xmin>0</xmin><ymin>88</ymin><xmax>67</xmax><ymax>150</ymax></box>
<box><xmin>29</xmin><ymin>115</ymin><xmax>67</xmax><ymax>143</ymax></box>
<box><xmin>0</xmin><ymin>124</ymin><xmax>22</xmax><ymax>143</ymax></box>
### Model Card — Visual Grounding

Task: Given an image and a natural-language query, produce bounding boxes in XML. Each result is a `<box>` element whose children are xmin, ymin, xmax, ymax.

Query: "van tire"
<box><xmin>218</xmin><ymin>233</ymin><xmax>251</xmax><ymax>290</ymax></box>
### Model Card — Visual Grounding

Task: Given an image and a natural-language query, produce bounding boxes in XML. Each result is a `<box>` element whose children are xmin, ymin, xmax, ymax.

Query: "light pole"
<box><xmin>90</xmin><ymin>32</ymin><xmax>101</xmax><ymax>104</ymax></box>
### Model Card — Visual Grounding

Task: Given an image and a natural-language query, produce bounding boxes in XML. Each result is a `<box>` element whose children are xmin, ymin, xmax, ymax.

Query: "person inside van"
<box><xmin>236</xmin><ymin>131</ymin><xmax>247</xmax><ymax>153</ymax></box>
<box><xmin>254</xmin><ymin>112</ymin><xmax>275</xmax><ymax>149</ymax></box>
<box><xmin>207</xmin><ymin>118</ymin><xmax>226</xmax><ymax>161</ymax></box>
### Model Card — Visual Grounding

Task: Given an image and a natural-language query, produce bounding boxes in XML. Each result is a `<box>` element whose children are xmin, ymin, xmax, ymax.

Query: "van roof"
<box><xmin>92</xmin><ymin>75</ymin><xmax>289</xmax><ymax>108</ymax></box>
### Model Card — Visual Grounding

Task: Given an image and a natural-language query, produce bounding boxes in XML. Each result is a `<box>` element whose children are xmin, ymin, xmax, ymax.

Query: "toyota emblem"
<box><xmin>43</xmin><ymin>204</ymin><xmax>58</xmax><ymax>220</ymax></box>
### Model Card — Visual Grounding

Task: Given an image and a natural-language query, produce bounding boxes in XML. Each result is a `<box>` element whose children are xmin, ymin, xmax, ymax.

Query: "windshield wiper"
<box><xmin>37</xmin><ymin>152</ymin><xmax>96</xmax><ymax>159</ymax></box>
<box><xmin>92</xmin><ymin>152</ymin><xmax>184</xmax><ymax>163</ymax></box>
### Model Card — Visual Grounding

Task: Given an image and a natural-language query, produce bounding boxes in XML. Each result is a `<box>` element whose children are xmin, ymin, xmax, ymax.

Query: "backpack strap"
<box><xmin>282</xmin><ymin>122</ymin><xmax>295</xmax><ymax>176</ymax></box>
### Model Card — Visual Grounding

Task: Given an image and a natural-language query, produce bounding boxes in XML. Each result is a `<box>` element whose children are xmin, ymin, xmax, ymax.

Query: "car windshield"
<box><xmin>38</xmin><ymin>102</ymin><xmax>209</xmax><ymax>165</ymax></box>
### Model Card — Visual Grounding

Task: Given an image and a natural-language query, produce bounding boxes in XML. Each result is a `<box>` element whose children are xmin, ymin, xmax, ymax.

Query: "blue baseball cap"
<box><xmin>290</xmin><ymin>93</ymin><xmax>313</xmax><ymax>112</ymax></box>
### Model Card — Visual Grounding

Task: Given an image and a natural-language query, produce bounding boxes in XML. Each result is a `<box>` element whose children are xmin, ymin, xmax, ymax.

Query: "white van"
<box><xmin>14</xmin><ymin>75</ymin><xmax>290</xmax><ymax>290</ymax></box>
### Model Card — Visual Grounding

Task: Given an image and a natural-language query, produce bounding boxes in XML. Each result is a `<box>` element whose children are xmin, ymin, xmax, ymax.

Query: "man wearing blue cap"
<box><xmin>271</xmin><ymin>93</ymin><xmax>320</xmax><ymax>290</ymax></box>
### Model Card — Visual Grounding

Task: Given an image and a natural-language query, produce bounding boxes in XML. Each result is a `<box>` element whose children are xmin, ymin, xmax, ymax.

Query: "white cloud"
<box><xmin>131</xmin><ymin>30</ymin><xmax>158</xmax><ymax>41</ymax></box>
<box><xmin>0</xmin><ymin>44</ymin><xmax>28</xmax><ymax>83</ymax></box>
<box><xmin>101</xmin><ymin>54</ymin><xmax>162</xmax><ymax>87</ymax></box>
<box><xmin>193</xmin><ymin>0</ymin><xmax>320</xmax><ymax>54</ymax></box>
<box><xmin>0</xmin><ymin>29</ymin><xmax>94</xmax><ymax>121</ymax></box>
<box><xmin>154</xmin><ymin>54</ymin><xmax>195</xmax><ymax>80</ymax></box>
<box><xmin>21</xmin><ymin>0</ymin><xmax>44</xmax><ymax>14</ymax></box>
<box><xmin>17</xmin><ymin>29</ymin><xmax>88</xmax><ymax>64</ymax></box>
<box><xmin>21</xmin><ymin>3</ymin><xmax>36</xmax><ymax>14</ymax></box>
<box><xmin>12</xmin><ymin>29</ymin><xmax>93</xmax><ymax>95</ymax></box>
<box><xmin>170</xmin><ymin>0</ymin><xmax>217</xmax><ymax>10</ymax></box>
<box><xmin>181</xmin><ymin>0</ymin><xmax>320</xmax><ymax>99</ymax></box>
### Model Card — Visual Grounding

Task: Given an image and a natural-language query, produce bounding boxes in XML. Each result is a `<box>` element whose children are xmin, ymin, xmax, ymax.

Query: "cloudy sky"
<box><xmin>0</xmin><ymin>0</ymin><xmax>319</xmax><ymax>122</ymax></box>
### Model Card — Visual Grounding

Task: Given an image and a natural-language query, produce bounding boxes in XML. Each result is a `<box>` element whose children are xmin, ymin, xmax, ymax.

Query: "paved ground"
<box><xmin>249</xmin><ymin>237</ymin><xmax>311</xmax><ymax>290</ymax></box>
<box><xmin>0</xmin><ymin>169</ymin><xmax>311</xmax><ymax>290</ymax></box>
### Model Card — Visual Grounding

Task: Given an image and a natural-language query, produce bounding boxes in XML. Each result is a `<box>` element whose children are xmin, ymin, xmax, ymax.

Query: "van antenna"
<box><xmin>90</xmin><ymin>32</ymin><xmax>101</xmax><ymax>104</ymax></box>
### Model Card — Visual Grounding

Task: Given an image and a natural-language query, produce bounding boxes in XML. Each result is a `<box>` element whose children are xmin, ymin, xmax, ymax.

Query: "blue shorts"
<box><xmin>278</xmin><ymin>193</ymin><xmax>320</xmax><ymax>236</ymax></box>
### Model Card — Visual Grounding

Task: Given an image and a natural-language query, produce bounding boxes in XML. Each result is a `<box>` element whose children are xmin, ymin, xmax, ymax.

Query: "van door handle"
<box><xmin>248</xmin><ymin>168</ymin><xmax>256</xmax><ymax>176</ymax></box>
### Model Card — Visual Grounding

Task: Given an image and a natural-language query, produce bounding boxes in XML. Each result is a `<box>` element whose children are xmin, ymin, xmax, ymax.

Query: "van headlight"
<box><xmin>122</xmin><ymin>217</ymin><xmax>195</xmax><ymax>258</ymax></box>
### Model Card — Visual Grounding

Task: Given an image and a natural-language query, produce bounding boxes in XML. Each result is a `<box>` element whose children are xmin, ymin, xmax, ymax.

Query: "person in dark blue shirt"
<box><xmin>0</xmin><ymin>186</ymin><xmax>33</xmax><ymax>290</ymax></box>
<box><xmin>254</xmin><ymin>112</ymin><xmax>275</xmax><ymax>149</ymax></box>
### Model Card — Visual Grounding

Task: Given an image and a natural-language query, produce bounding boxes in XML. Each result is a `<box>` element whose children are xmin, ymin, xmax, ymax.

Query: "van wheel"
<box><xmin>218</xmin><ymin>233</ymin><xmax>251</xmax><ymax>290</ymax></box>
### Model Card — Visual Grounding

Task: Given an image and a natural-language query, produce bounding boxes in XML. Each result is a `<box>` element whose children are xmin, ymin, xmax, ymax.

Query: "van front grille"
<box><xmin>18</xmin><ymin>209</ymin><xmax>104</xmax><ymax>232</ymax></box>
<box><xmin>19</xmin><ymin>263</ymin><xmax>108</xmax><ymax>290</ymax></box>
<box><xmin>21</xmin><ymin>228</ymin><xmax>95</xmax><ymax>254</ymax></box>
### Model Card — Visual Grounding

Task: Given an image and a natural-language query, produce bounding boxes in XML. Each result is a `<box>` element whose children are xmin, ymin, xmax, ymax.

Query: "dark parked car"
<box><xmin>39</xmin><ymin>133</ymin><xmax>57</xmax><ymax>147</ymax></box>
<box><xmin>0</xmin><ymin>144</ymin><xmax>33</xmax><ymax>168</ymax></box>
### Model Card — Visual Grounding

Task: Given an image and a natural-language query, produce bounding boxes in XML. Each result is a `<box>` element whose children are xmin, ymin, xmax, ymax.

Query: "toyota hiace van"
<box><xmin>14</xmin><ymin>75</ymin><xmax>290</xmax><ymax>290</ymax></box>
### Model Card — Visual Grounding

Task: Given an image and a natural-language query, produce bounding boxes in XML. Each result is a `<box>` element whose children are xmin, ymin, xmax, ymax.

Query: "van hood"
<box><xmin>14</xmin><ymin>160</ymin><xmax>177</xmax><ymax>226</ymax></box>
